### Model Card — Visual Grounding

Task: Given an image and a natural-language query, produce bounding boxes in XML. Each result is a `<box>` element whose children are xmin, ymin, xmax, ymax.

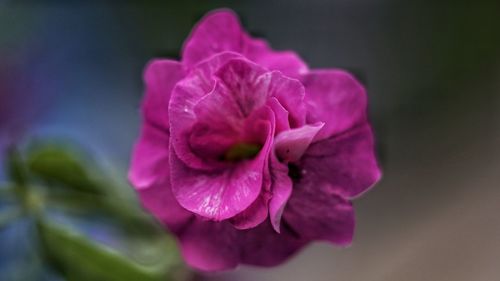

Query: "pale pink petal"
<box><xmin>301</xmin><ymin>69</ymin><xmax>367</xmax><ymax>141</ymax></box>
<box><xmin>142</xmin><ymin>59</ymin><xmax>184</xmax><ymax>130</ymax></box>
<box><xmin>274</xmin><ymin>122</ymin><xmax>324</xmax><ymax>163</ymax></box>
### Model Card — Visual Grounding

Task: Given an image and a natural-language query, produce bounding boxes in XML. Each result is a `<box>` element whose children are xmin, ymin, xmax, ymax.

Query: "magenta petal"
<box><xmin>129</xmin><ymin>123</ymin><xmax>169</xmax><ymax>191</ymax></box>
<box><xmin>301</xmin><ymin>123</ymin><xmax>382</xmax><ymax>198</ymax></box>
<box><xmin>268</xmin><ymin>153</ymin><xmax>293</xmax><ymax>233</ymax></box>
<box><xmin>142</xmin><ymin>59</ymin><xmax>185</xmax><ymax>130</ymax></box>
<box><xmin>179</xmin><ymin>220</ymin><xmax>240</xmax><ymax>271</ymax></box>
<box><xmin>275</xmin><ymin>122</ymin><xmax>324</xmax><ymax>163</ymax></box>
<box><xmin>240</xmin><ymin>220</ymin><xmax>306</xmax><ymax>267</ymax></box>
<box><xmin>180</xmin><ymin>219</ymin><xmax>305</xmax><ymax>271</ymax></box>
<box><xmin>257</xmin><ymin>71</ymin><xmax>307</xmax><ymax>128</ymax></box>
<box><xmin>267</xmin><ymin>97</ymin><xmax>290</xmax><ymax>134</ymax></box>
<box><xmin>191</xmin><ymin>73</ymin><xmax>276</xmax><ymax>160</ymax></box>
<box><xmin>170</xmin><ymin>108</ymin><xmax>275</xmax><ymax>221</ymax></box>
<box><xmin>302</xmin><ymin>70</ymin><xmax>367</xmax><ymax>141</ymax></box>
<box><xmin>170</xmin><ymin>146</ymin><xmax>264</xmax><ymax>221</ymax></box>
<box><xmin>128</xmin><ymin>123</ymin><xmax>191</xmax><ymax>233</ymax></box>
<box><xmin>182</xmin><ymin>10</ymin><xmax>244</xmax><ymax>68</ymax></box>
<box><xmin>246</xmin><ymin>38</ymin><xmax>308</xmax><ymax>79</ymax></box>
<box><xmin>230</xmin><ymin>192</ymin><xmax>270</xmax><ymax>230</ymax></box>
<box><xmin>283</xmin><ymin>183</ymin><xmax>355</xmax><ymax>246</ymax></box>
<box><xmin>169</xmin><ymin>52</ymin><xmax>243</xmax><ymax>170</ymax></box>
<box><xmin>181</xmin><ymin>9</ymin><xmax>308</xmax><ymax>77</ymax></box>
<box><xmin>213</xmin><ymin>58</ymin><xmax>267</xmax><ymax>117</ymax></box>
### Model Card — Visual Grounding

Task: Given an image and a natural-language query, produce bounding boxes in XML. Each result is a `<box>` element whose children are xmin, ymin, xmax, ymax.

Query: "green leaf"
<box><xmin>45</xmin><ymin>190</ymin><xmax>160</xmax><ymax>235</ymax></box>
<box><xmin>27</xmin><ymin>144</ymin><xmax>105</xmax><ymax>195</ymax></box>
<box><xmin>38</xmin><ymin>221</ymin><xmax>183</xmax><ymax>281</ymax></box>
<box><xmin>6</xmin><ymin>148</ymin><xmax>27</xmax><ymax>186</ymax></box>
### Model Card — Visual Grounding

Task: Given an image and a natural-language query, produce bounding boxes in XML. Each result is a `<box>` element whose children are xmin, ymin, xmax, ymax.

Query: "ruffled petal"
<box><xmin>274</xmin><ymin>122</ymin><xmax>324</xmax><ymax>163</ymax></box>
<box><xmin>128</xmin><ymin>122</ymin><xmax>191</xmax><ymax>233</ymax></box>
<box><xmin>178</xmin><ymin>220</ymin><xmax>240</xmax><ymax>271</ymax></box>
<box><xmin>240</xmin><ymin>220</ymin><xmax>307</xmax><ymax>266</ymax></box>
<box><xmin>283</xmin><ymin>181</ymin><xmax>355</xmax><ymax>246</ymax></box>
<box><xmin>182</xmin><ymin>9</ymin><xmax>245</xmax><ymax>68</ymax></box>
<box><xmin>181</xmin><ymin>9</ymin><xmax>308</xmax><ymax>78</ymax></box>
<box><xmin>268</xmin><ymin>153</ymin><xmax>293</xmax><ymax>232</ymax></box>
<box><xmin>256</xmin><ymin>71</ymin><xmax>307</xmax><ymax>128</ymax></box>
<box><xmin>267</xmin><ymin>97</ymin><xmax>290</xmax><ymax>133</ymax></box>
<box><xmin>178</xmin><ymin>218</ymin><xmax>306</xmax><ymax>271</ymax></box>
<box><xmin>245</xmin><ymin>38</ymin><xmax>308</xmax><ymax>79</ymax></box>
<box><xmin>229</xmin><ymin>192</ymin><xmax>270</xmax><ymax>230</ymax></box>
<box><xmin>300</xmin><ymin>123</ymin><xmax>382</xmax><ymax>198</ymax></box>
<box><xmin>301</xmin><ymin>69</ymin><xmax>367</xmax><ymax>141</ymax></box>
<box><xmin>214</xmin><ymin>59</ymin><xmax>268</xmax><ymax>116</ymax></box>
<box><xmin>170</xmin><ymin>107</ymin><xmax>275</xmax><ymax>221</ymax></box>
<box><xmin>169</xmin><ymin>52</ymin><xmax>243</xmax><ymax>170</ymax></box>
<box><xmin>142</xmin><ymin>59</ymin><xmax>184</xmax><ymax>130</ymax></box>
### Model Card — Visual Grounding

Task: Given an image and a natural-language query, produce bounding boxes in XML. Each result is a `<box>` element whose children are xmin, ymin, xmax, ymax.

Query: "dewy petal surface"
<box><xmin>302</xmin><ymin>69</ymin><xmax>368</xmax><ymax>141</ymax></box>
<box><xmin>300</xmin><ymin>123</ymin><xmax>382</xmax><ymax>198</ymax></box>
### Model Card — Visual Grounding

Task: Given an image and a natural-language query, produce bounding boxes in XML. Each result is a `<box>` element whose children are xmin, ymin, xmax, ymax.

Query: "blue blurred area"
<box><xmin>1</xmin><ymin>1</ymin><xmax>500</xmax><ymax>281</ymax></box>
<box><xmin>1</xmin><ymin>4</ymin><xmax>164</xmax><ymax>280</ymax></box>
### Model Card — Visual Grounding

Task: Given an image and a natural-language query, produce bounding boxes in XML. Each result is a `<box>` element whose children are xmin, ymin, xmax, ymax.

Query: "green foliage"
<box><xmin>27</xmin><ymin>144</ymin><xmax>105</xmax><ymax>195</ymax></box>
<box><xmin>1</xmin><ymin>141</ymin><xmax>187</xmax><ymax>281</ymax></box>
<box><xmin>38</xmin><ymin>221</ymin><xmax>180</xmax><ymax>281</ymax></box>
<box><xmin>7</xmin><ymin>148</ymin><xmax>28</xmax><ymax>186</ymax></box>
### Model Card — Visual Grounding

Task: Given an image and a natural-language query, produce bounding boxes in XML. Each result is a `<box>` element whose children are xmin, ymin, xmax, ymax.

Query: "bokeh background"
<box><xmin>1</xmin><ymin>0</ymin><xmax>499</xmax><ymax>280</ymax></box>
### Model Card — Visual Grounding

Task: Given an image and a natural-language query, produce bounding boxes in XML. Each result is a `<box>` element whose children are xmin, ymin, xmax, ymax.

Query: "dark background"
<box><xmin>1</xmin><ymin>1</ymin><xmax>499</xmax><ymax>280</ymax></box>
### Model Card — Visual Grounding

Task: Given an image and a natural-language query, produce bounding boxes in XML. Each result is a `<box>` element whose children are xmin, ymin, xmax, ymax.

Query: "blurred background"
<box><xmin>1</xmin><ymin>0</ymin><xmax>499</xmax><ymax>280</ymax></box>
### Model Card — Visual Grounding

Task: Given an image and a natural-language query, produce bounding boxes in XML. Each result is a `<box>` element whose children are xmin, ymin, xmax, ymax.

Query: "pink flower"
<box><xmin>129</xmin><ymin>9</ymin><xmax>381</xmax><ymax>271</ymax></box>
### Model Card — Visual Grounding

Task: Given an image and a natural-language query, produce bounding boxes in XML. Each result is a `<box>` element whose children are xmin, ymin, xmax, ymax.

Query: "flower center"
<box><xmin>223</xmin><ymin>143</ymin><xmax>261</xmax><ymax>162</ymax></box>
<box><xmin>288</xmin><ymin>163</ymin><xmax>302</xmax><ymax>181</ymax></box>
